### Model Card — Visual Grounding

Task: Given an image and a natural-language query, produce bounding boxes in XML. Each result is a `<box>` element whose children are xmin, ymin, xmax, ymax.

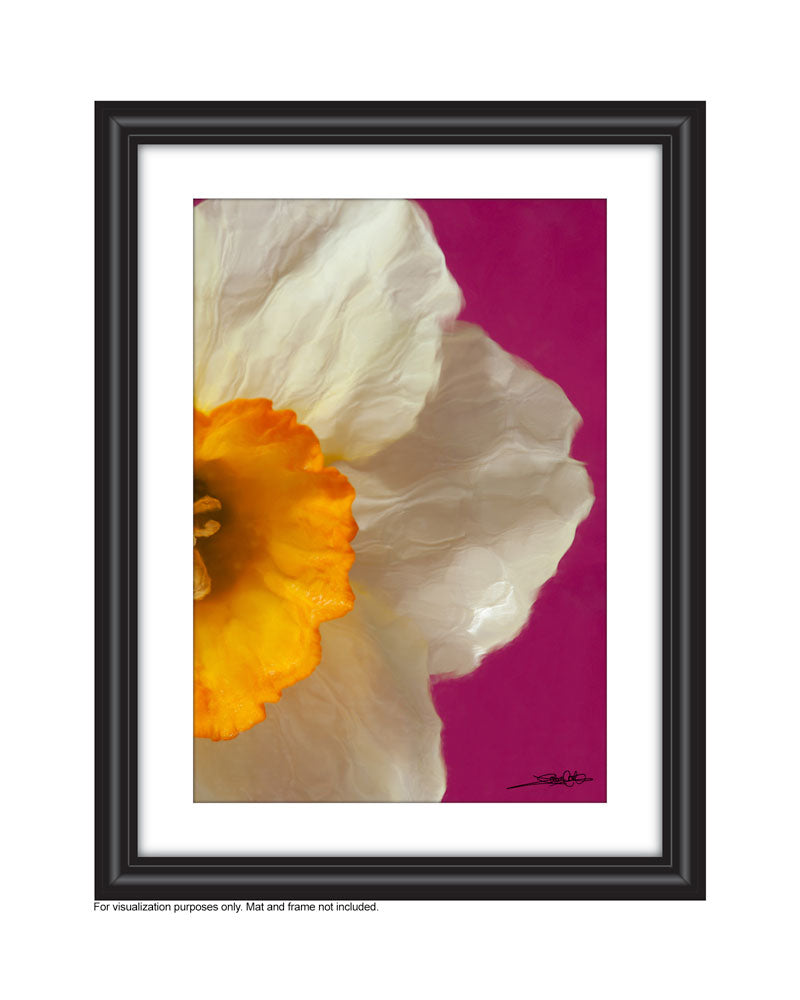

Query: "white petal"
<box><xmin>194</xmin><ymin>199</ymin><xmax>462</xmax><ymax>461</ymax></box>
<box><xmin>193</xmin><ymin>587</ymin><xmax>445</xmax><ymax>802</ymax></box>
<box><xmin>340</xmin><ymin>323</ymin><xmax>595</xmax><ymax>676</ymax></box>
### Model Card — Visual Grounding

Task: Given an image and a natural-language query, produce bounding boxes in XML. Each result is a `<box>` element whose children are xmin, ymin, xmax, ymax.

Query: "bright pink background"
<box><xmin>416</xmin><ymin>200</ymin><xmax>606</xmax><ymax>803</ymax></box>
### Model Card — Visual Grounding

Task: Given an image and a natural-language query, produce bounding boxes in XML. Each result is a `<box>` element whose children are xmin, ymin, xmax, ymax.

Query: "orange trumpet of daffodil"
<box><xmin>193</xmin><ymin>398</ymin><xmax>357</xmax><ymax>741</ymax></box>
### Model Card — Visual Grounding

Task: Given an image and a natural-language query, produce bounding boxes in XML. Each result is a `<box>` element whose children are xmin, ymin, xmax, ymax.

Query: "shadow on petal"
<box><xmin>340</xmin><ymin>323</ymin><xmax>595</xmax><ymax>677</ymax></box>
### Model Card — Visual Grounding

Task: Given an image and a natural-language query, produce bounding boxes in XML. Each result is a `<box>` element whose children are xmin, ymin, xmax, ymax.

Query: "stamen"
<box><xmin>194</xmin><ymin>548</ymin><xmax>212</xmax><ymax>601</ymax></box>
<box><xmin>194</xmin><ymin>495</ymin><xmax>222</xmax><ymax>600</ymax></box>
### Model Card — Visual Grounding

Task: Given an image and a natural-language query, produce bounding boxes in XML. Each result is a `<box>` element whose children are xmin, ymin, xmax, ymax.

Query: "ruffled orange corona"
<box><xmin>193</xmin><ymin>399</ymin><xmax>357</xmax><ymax>740</ymax></box>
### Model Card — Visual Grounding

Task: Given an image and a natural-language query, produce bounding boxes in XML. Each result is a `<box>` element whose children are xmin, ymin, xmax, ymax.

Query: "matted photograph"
<box><xmin>191</xmin><ymin>198</ymin><xmax>606</xmax><ymax>804</ymax></box>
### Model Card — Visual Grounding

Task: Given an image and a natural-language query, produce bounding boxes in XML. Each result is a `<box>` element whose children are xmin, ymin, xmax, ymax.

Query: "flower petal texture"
<box><xmin>194</xmin><ymin>199</ymin><xmax>463</xmax><ymax>462</ymax></box>
<box><xmin>194</xmin><ymin>587</ymin><xmax>445</xmax><ymax>802</ymax></box>
<box><xmin>339</xmin><ymin>323</ymin><xmax>594</xmax><ymax>677</ymax></box>
<box><xmin>193</xmin><ymin>399</ymin><xmax>357</xmax><ymax>741</ymax></box>
<box><xmin>192</xmin><ymin>199</ymin><xmax>597</xmax><ymax>802</ymax></box>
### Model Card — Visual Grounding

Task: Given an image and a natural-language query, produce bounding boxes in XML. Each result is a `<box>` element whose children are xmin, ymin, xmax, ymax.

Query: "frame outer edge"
<box><xmin>94</xmin><ymin>102</ymin><xmax>706</xmax><ymax>901</ymax></box>
<box><xmin>97</xmin><ymin>109</ymin><xmax>131</xmax><ymax>895</ymax></box>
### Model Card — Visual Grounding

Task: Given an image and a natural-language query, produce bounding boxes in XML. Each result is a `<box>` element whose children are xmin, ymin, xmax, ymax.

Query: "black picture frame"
<box><xmin>95</xmin><ymin>101</ymin><xmax>705</xmax><ymax>901</ymax></box>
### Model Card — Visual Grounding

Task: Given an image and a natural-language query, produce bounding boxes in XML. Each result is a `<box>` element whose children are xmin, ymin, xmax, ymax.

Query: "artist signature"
<box><xmin>507</xmin><ymin>770</ymin><xmax>593</xmax><ymax>790</ymax></box>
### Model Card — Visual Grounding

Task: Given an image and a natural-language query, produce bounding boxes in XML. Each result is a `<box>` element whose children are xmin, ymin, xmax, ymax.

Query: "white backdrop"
<box><xmin>1</xmin><ymin>2</ymin><xmax>797</xmax><ymax>998</ymax></box>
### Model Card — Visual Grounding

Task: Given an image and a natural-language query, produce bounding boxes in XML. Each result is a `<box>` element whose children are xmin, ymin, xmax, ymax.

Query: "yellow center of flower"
<box><xmin>193</xmin><ymin>398</ymin><xmax>357</xmax><ymax>741</ymax></box>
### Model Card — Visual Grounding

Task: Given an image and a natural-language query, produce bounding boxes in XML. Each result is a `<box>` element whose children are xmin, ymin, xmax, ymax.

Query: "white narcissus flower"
<box><xmin>192</xmin><ymin>199</ymin><xmax>594</xmax><ymax>802</ymax></box>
